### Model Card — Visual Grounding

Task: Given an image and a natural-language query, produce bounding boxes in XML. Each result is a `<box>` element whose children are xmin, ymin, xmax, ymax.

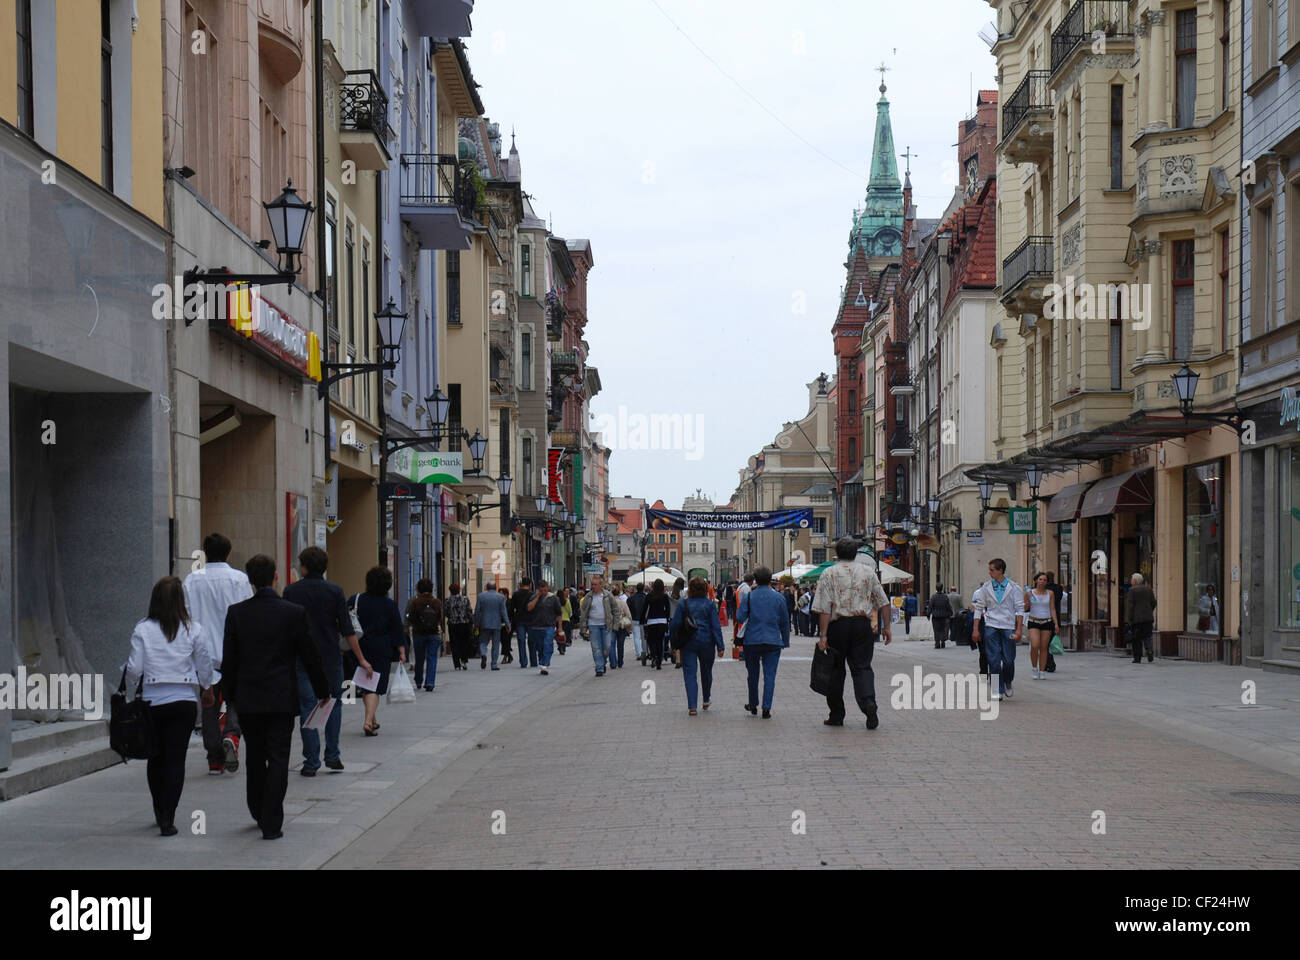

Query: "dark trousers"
<box><xmin>146</xmin><ymin>700</ymin><xmax>197</xmax><ymax>828</ymax></box>
<box><xmin>200</xmin><ymin>680</ymin><xmax>239</xmax><ymax>764</ymax></box>
<box><xmin>501</xmin><ymin>626</ymin><xmax>514</xmax><ymax>657</ymax></box>
<box><xmin>645</xmin><ymin>625</ymin><xmax>668</xmax><ymax>664</ymax></box>
<box><xmin>932</xmin><ymin>617</ymin><xmax>950</xmax><ymax>647</ymax></box>
<box><xmin>449</xmin><ymin>622</ymin><xmax>473</xmax><ymax>667</ymax></box>
<box><xmin>1131</xmin><ymin>621</ymin><xmax>1154</xmax><ymax>661</ymax></box>
<box><xmin>903</xmin><ymin>611</ymin><xmax>914</xmax><ymax>635</ymax></box>
<box><xmin>240</xmin><ymin>712</ymin><xmax>295</xmax><ymax>837</ymax></box>
<box><xmin>824</xmin><ymin>617</ymin><xmax>877</xmax><ymax>722</ymax></box>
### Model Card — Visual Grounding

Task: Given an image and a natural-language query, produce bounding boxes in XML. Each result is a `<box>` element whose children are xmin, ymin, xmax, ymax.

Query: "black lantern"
<box><xmin>1025</xmin><ymin>463</ymin><xmax>1042</xmax><ymax>497</ymax></box>
<box><xmin>927</xmin><ymin>495</ymin><xmax>940</xmax><ymax>516</ymax></box>
<box><xmin>978</xmin><ymin>479</ymin><xmax>993</xmax><ymax>503</ymax></box>
<box><xmin>534</xmin><ymin>494</ymin><xmax>547</xmax><ymax>514</ymax></box>
<box><xmin>427</xmin><ymin>388</ymin><xmax>452</xmax><ymax>431</ymax></box>
<box><xmin>374</xmin><ymin>298</ymin><xmax>407</xmax><ymax>366</ymax></box>
<box><xmin>467</xmin><ymin>429</ymin><xmax>487</xmax><ymax>470</ymax></box>
<box><xmin>263</xmin><ymin>180</ymin><xmax>314</xmax><ymax>272</ymax></box>
<box><xmin>1171</xmin><ymin>363</ymin><xmax>1199</xmax><ymax>413</ymax></box>
<box><xmin>497</xmin><ymin>473</ymin><xmax>512</xmax><ymax>497</ymax></box>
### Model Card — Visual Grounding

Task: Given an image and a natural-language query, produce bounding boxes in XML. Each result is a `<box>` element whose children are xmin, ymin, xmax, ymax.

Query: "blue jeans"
<box><xmin>744</xmin><ymin>644</ymin><xmax>782</xmax><ymax>710</ymax></box>
<box><xmin>413</xmin><ymin>633</ymin><xmax>441</xmax><ymax>688</ymax></box>
<box><xmin>983</xmin><ymin>626</ymin><xmax>1016</xmax><ymax>694</ymax></box>
<box><xmin>630</xmin><ymin>623</ymin><xmax>644</xmax><ymax>658</ymax></box>
<box><xmin>297</xmin><ymin>659</ymin><xmax>343</xmax><ymax>770</ymax></box>
<box><xmin>588</xmin><ymin>624</ymin><xmax>614</xmax><ymax>672</ymax></box>
<box><xmin>478</xmin><ymin>626</ymin><xmax>501</xmax><ymax>666</ymax></box>
<box><xmin>679</xmin><ymin>639</ymin><xmax>720</xmax><ymax>709</ymax></box>
<box><xmin>530</xmin><ymin>626</ymin><xmax>555</xmax><ymax>667</ymax></box>
<box><xmin>615</xmin><ymin>628</ymin><xmax>628</xmax><ymax>667</ymax></box>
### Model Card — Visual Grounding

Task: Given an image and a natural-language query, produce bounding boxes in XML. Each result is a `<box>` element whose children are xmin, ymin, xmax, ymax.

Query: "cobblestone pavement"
<box><xmin>4</xmin><ymin>634</ymin><xmax>1300</xmax><ymax>869</ymax></box>
<box><xmin>332</xmin><ymin>636</ymin><xmax>1300</xmax><ymax>870</ymax></box>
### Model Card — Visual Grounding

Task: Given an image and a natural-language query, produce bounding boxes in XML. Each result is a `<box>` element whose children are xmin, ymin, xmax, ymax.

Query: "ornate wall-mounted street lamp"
<box><xmin>184</xmin><ymin>180</ymin><xmax>314</xmax><ymax>292</ymax></box>
<box><xmin>1171</xmin><ymin>364</ymin><xmax>1248</xmax><ymax>434</ymax></box>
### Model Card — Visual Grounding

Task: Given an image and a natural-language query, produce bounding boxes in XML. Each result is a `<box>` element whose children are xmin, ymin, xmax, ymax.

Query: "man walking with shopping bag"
<box><xmin>811</xmin><ymin>539</ymin><xmax>892</xmax><ymax>730</ymax></box>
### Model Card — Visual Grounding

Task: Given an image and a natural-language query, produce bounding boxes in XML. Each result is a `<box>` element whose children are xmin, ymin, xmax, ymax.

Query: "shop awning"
<box><xmin>1079</xmin><ymin>468</ymin><xmax>1155</xmax><ymax>518</ymax></box>
<box><xmin>1045</xmin><ymin>481</ymin><xmax>1095</xmax><ymax>522</ymax></box>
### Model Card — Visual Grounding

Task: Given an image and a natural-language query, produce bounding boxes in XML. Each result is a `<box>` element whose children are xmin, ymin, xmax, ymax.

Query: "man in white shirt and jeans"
<box><xmin>183</xmin><ymin>532</ymin><xmax>254</xmax><ymax>773</ymax></box>
<box><xmin>970</xmin><ymin>558</ymin><xmax>1024</xmax><ymax>700</ymax></box>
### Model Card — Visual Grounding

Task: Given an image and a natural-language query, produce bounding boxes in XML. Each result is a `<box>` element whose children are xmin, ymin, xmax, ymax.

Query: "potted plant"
<box><xmin>1093</xmin><ymin>17</ymin><xmax>1118</xmax><ymax>37</ymax></box>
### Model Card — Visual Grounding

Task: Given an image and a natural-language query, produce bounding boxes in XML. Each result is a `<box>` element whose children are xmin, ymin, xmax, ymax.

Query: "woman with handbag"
<box><xmin>354</xmin><ymin>567</ymin><xmax>405</xmax><ymax>736</ymax></box>
<box><xmin>125</xmin><ymin>576</ymin><xmax>215</xmax><ymax>836</ymax></box>
<box><xmin>610</xmin><ymin>582</ymin><xmax>633</xmax><ymax>669</ymax></box>
<box><xmin>445</xmin><ymin>583</ymin><xmax>473</xmax><ymax>670</ymax></box>
<box><xmin>1024</xmin><ymin>572</ymin><xmax>1060</xmax><ymax>680</ymax></box>
<box><xmin>557</xmin><ymin>588</ymin><xmax>574</xmax><ymax>655</ymax></box>
<box><xmin>641</xmin><ymin>579</ymin><xmax>671</xmax><ymax>669</ymax></box>
<box><xmin>669</xmin><ymin>577</ymin><xmax>725</xmax><ymax>716</ymax></box>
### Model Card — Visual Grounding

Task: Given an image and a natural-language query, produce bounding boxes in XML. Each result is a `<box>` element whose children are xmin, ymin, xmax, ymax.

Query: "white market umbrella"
<box><xmin>776</xmin><ymin>563</ymin><xmax>817</xmax><ymax>580</ymax></box>
<box><xmin>877</xmin><ymin>562</ymin><xmax>914</xmax><ymax>584</ymax></box>
<box><xmin>625</xmin><ymin>565</ymin><xmax>683</xmax><ymax>587</ymax></box>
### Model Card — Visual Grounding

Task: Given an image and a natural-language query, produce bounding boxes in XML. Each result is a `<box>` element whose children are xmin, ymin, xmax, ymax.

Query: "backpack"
<box><xmin>411</xmin><ymin>596</ymin><xmax>441</xmax><ymax>635</ymax></box>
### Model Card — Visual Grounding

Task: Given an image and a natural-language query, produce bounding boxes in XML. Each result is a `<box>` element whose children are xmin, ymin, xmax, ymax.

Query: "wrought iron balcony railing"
<box><xmin>551</xmin><ymin>350</ymin><xmax>580</xmax><ymax>375</ymax></box>
<box><xmin>398</xmin><ymin>153</ymin><xmax>476</xmax><ymax>219</ymax></box>
<box><xmin>339</xmin><ymin>70</ymin><xmax>389</xmax><ymax>137</ymax></box>
<box><xmin>1051</xmin><ymin>0</ymin><xmax>1131</xmax><ymax>76</ymax></box>
<box><xmin>1001</xmin><ymin>235</ymin><xmax>1054</xmax><ymax>298</ymax></box>
<box><xmin>1001</xmin><ymin>70</ymin><xmax>1051</xmax><ymax>144</ymax></box>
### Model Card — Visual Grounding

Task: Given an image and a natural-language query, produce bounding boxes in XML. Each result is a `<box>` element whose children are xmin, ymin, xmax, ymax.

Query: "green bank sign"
<box><xmin>391</xmin><ymin>449</ymin><xmax>463</xmax><ymax>484</ymax></box>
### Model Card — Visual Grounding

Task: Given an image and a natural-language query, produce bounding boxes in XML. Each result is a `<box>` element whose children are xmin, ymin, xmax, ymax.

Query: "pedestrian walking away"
<box><xmin>525</xmin><ymin>581</ymin><xmax>565</xmax><ymax>674</ymax></box>
<box><xmin>445</xmin><ymin>583</ymin><xmax>473</xmax><ymax>670</ymax></box>
<box><xmin>640</xmin><ymin>578</ymin><xmax>672</xmax><ymax>669</ymax></box>
<box><xmin>403</xmin><ymin>580</ymin><xmax>444</xmax><ymax>690</ymax></box>
<box><xmin>474</xmin><ymin>583</ymin><xmax>510</xmax><ymax>670</ymax></box>
<box><xmin>181</xmin><ymin>531</ymin><xmax>253</xmax><ymax>775</ymax></box>
<box><xmin>221</xmin><ymin>554</ymin><xmax>328</xmax><ymax>839</ymax></box>
<box><xmin>1127</xmin><ymin>573</ymin><xmax>1157</xmax><ymax>663</ymax></box>
<box><xmin>926</xmin><ymin>588</ymin><xmax>953</xmax><ymax>649</ymax></box>
<box><xmin>669</xmin><ymin>577</ymin><xmax>725</xmax><ymax>715</ymax></box>
<box><xmin>126</xmin><ymin>577</ymin><xmax>216</xmax><ymax>836</ymax></box>
<box><xmin>903</xmin><ymin>586</ymin><xmax>918</xmax><ymax>636</ymax></box>
<box><xmin>811</xmin><ymin>539</ymin><xmax>892</xmax><ymax>729</ymax></box>
<box><xmin>626</xmin><ymin>582</ymin><xmax>648</xmax><ymax>662</ymax></box>
<box><xmin>1024</xmin><ymin>572</ymin><xmax>1060</xmax><ymax>679</ymax></box>
<box><xmin>579</xmin><ymin>575</ymin><xmax>619</xmax><ymax>676</ymax></box>
<box><xmin>352</xmin><ymin>567</ymin><xmax>406</xmax><ymax>735</ymax></box>
<box><xmin>557</xmin><ymin>588</ymin><xmax>574</xmax><ymax>655</ymax></box>
<box><xmin>668</xmin><ymin>578</ymin><xmax>686</xmax><ymax>667</ymax></box>
<box><xmin>737</xmin><ymin>567</ymin><xmax>791</xmax><ymax>719</ymax></box>
<box><xmin>511</xmin><ymin>579</ymin><xmax>536</xmax><ymax>668</ymax></box>
<box><xmin>610</xmin><ymin>583</ymin><xmax>634</xmax><ymax>668</ymax></box>
<box><xmin>732</xmin><ymin>573</ymin><xmax>754</xmax><ymax>656</ymax></box>
<box><xmin>498</xmin><ymin>587</ymin><xmax>514</xmax><ymax>663</ymax></box>
<box><xmin>971</xmin><ymin>560</ymin><xmax>1025</xmax><ymax>699</ymax></box>
<box><xmin>283</xmin><ymin>547</ymin><xmax>356</xmax><ymax>774</ymax></box>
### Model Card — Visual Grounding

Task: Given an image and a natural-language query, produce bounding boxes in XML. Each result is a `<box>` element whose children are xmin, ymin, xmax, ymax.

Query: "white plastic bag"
<box><xmin>387</xmin><ymin>662</ymin><xmax>416</xmax><ymax>704</ymax></box>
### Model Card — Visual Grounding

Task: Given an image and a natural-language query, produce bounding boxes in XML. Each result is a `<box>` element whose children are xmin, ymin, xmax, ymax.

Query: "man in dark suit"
<box><xmin>222</xmin><ymin>554</ymin><xmax>329</xmax><ymax>839</ymax></box>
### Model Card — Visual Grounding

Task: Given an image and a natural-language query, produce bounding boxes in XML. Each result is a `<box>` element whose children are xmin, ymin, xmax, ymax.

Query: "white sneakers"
<box><xmin>1032</xmin><ymin>668</ymin><xmax>1041</xmax><ymax>679</ymax></box>
<box><xmin>539</xmin><ymin>667</ymin><xmax>549</xmax><ymax>675</ymax></box>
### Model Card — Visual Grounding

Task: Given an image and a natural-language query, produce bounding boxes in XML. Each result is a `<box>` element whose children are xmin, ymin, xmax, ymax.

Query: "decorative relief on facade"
<box><xmin>1135</xmin><ymin>383</ymin><xmax>1145</xmax><ymax>401</ymax></box>
<box><xmin>1212</xmin><ymin>373</ymin><xmax>1228</xmax><ymax>394</ymax></box>
<box><xmin>1062</xmin><ymin>223</ymin><xmax>1082</xmax><ymax>266</ymax></box>
<box><xmin>1157</xmin><ymin>380</ymin><xmax>1175</xmax><ymax>398</ymax></box>
<box><xmin>1136</xmin><ymin>160</ymin><xmax>1148</xmax><ymax>205</ymax></box>
<box><xmin>1160</xmin><ymin>155</ymin><xmax>1197</xmax><ymax>196</ymax></box>
<box><xmin>1157</xmin><ymin>135</ymin><xmax>1198</xmax><ymax>146</ymax></box>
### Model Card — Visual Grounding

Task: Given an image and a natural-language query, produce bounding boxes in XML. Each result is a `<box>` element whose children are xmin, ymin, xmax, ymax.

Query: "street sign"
<box><xmin>965</xmin><ymin>530</ymin><xmax>984</xmax><ymax>545</ymax></box>
<box><xmin>379</xmin><ymin>481</ymin><xmax>427</xmax><ymax>501</ymax></box>
<box><xmin>1008</xmin><ymin>507</ymin><xmax>1037</xmax><ymax>535</ymax></box>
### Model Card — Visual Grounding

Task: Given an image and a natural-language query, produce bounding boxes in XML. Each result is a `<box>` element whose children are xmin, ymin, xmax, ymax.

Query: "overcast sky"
<box><xmin>468</xmin><ymin>0</ymin><xmax>996</xmax><ymax>509</ymax></box>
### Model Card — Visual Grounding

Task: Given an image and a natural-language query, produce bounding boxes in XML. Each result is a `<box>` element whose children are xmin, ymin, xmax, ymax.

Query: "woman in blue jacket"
<box><xmin>668</xmin><ymin>577</ymin><xmax>725</xmax><ymax>716</ymax></box>
<box><xmin>737</xmin><ymin>566</ymin><xmax>791</xmax><ymax>718</ymax></box>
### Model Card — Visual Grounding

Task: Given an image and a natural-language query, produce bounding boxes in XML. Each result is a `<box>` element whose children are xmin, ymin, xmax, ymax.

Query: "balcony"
<box><xmin>339</xmin><ymin>70</ymin><xmax>391</xmax><ymax>171</ymax></box>
<box><xmin>888</xmin><ymin>371</ymin><xmax>914</xmax><ymax>396</ymax></box>
<box><xmin>888</xmin><ymin>429</ymin><xmax>916</xmax><ymax>457</ymax></box>
<box><xmin>1001</xmin><ymin>70</ymin><xmax>1052</xmax><ymax>167</ymax></box>
<box><xmin>544</xmin><ymin>292</ymin><xmax>564</xmax><ymax>341</ymax></box>
<box><xmin>410</xmin><ymin>0</ymin><xmax>474</xmax><ymax>38</ymax></box>
<box><xmin>477</xmin><ymin>206</ymin><xmax>504</xmax><ymax>259</ymax></box>
<box><xmin>1000</xmin><ymin>235</ymin><xmax>1053</xmax><ymax>314</ymax></box>
<box><xmin>551</xmin><ymin>350</ymin><xmax>580</xmax><ymax>376</ymax></box>
<box><xmin>551</xmin><ymin>429</ymin><xmax>579</xmax><ymax>450</ymax></box>
<box><xmin>1050</xmin><ymin>0</ymin><xmax>1132</xmax><ymax>78</ymax></box>
<box><xmin>398</xmin><ymin>154</ymin><xmax>474</xmax><ymax>250</ymax></box>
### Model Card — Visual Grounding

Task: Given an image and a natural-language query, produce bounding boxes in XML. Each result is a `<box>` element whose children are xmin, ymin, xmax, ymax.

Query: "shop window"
<box><xmin>1089</xmin><ymin>517</ymin><xmax>1111</xmax><ymax>621</ymax></box>
<box><xmin>1057</xmin><ymin>523</ymin><xmax>1073</xmax><ymax>620</ymax></box>
<box><xmin>1280</xmin><ymin>446</ymin><xmax>1300</xmax><ymax>628</ymax></box>
<box><xmin>1185</xmin><ymin>461</ymin><xmax>1224</xmax><ymax>635</ymax></box>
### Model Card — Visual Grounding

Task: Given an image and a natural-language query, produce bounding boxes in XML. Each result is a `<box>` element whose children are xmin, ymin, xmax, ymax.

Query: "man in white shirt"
<box><xmin>733</xmin><ymin>573</ymin><xmax>754</xmax><ymax>649</ymax></box>
<box><xmin>183</xmin><ymin>532</ymin><xmax>254</xmax><ymax>774</ymax></box>
<box><xmin>970</xmin><ymin>558</ymin><xmax>1024</xmax><ymax>700</ymax></box>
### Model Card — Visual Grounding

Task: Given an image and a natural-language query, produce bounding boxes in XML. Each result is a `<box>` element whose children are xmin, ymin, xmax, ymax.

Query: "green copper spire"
<box><xmin>852</xmin><ymin>78</ymin><xmax>904</xmax><ymax>258</ymax></box>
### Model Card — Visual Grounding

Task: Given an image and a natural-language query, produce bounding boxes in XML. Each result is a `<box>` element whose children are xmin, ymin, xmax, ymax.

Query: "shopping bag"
<box><xmin>387</xmin><ymin>662</ymin><xmax>416</xmax><ymax>704</ymax></box>
<box><xmin>809</xmin><ymin>645</ymin><xmax>843</xmax><ymax>696</ymax></box>
<box><xmin>1048</xmin><ymin>634</ymin><xmax>1064</xmax><ymax>656</ymax></box>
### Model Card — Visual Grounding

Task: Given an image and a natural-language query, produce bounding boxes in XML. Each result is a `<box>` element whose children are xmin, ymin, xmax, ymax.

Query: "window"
<box><xmin>813</xmin><ymin>516</ymin><xmax>827</xmax><ymax>534</ymax></box>
<box><xmin>1290</xmin><ymin>178</ymin><xmax>1300</xmax><ymax>327</ymax></box>
<box><xmin>521</xmin><ymin>243</ymin><xmax>532</xmax><ymax>296</ymax></box>
<box><xmin>1220</xmin><ymin>1</ymin><xmax>1231</xmax><ymax>111</ymax></box>
<box><xmin>1175</xmin><ymin>9</ymin><xmax>1197</xmax><ymax>128</ymax></box>
<box><xmin>1089</xmin><ymin>517</ymin><xmax>1111</xmax><ymax>621</ymax></box>
<box><xmin>895</xmin><ymin>397</ymin><xmax>904</xmax><ymax>423</ymax></box>
<box><xmin>1110</xmin><ymin>84</ymin><xmax>1124</xmax><ymax>189</ymax></box>
<box><xmin>1218</xmin><ymin>229</ymin><xmax>1229</xmax><ymax>353</ymax></box>
<box><xmin>101</xmin><ymin>0</ymin><xmax>113</xmax><ymax>190</ymax></box>
<box><xmin>499</xmin><ymin>410</ymin><xmax>510</xmax><ymax>473</ymax></box>
<box><xmin>1172</xmin><ymin>238</ymin><xmax>1195</xmax><ymax>359</ymax></box>
<box><xmin>658</xmin><ymin>533</ymin><xmax>666</xmax><ymax>543</ymax></box>
<box><xmin>1253</xmin><ymin>201</ymin><xmax>1275</xmax><ymax>336</ymax></box>
<box><xmin>848</xmin><ymin>389</ymin><xmax>856</xmax><ymax>410</ymax></box>
<box><xmin>345</xmin><ymin>221</ymin><xmax>356</xmax><ymax>360</ymax></box>
<box><xmin>812</xmin><ymin>548</ymin><xmax>827</xmax><ymax>564</ymax></box>
<box><xmin>261</xmin><ymin>103</ymin><xmax>287</xmax><ymax>217</ymax></box>
<box><xmin>521</xmin><ymin>437</ymin><xmax>533</xmax><ymax>496</ymax></box>
<box><xmin>996</xmin><ymin>355</ymin><xmax>1004</xmax><ymax>437</ymax></box>
<box><xmin>658</xmin><ymin>551</ymin><xmax>665</xmax><ymax>563</ymax></box>
<box><xmin>325</xmin><ymin>197</ymin><xmax>339</xmax><ymax>396</ymax></box>
<box><xmin>520</xmin><ymin>331</ymin><xmax>532</xmax><ymax>390</ymax></box>
<box><xmin>894</xmin><ymin>465</ymin><xmax>905</xmax><ymax>497</ymax></box>
<box><xmin>1185</xmin><ymin>461</ymin><xmax>1224</xmax><ymax>635</ymax></box>
<box><xmin>446</xmin><ymin>250</ymin><xmax>461</xmax><ymax>324</ymax></box>
<box><xmin>1026</xmin><ymin>342</ymin><xmax>1036</xmax><ymax>430</ymax></box>
<box><xmin>1282</xmin><ymin>445</ymin><xmax>1300</xmax><ymax>628</ymax></box>
<box><xmin>848</xmin><ymin>437</ymin><xmax>856</xmax><ymax>464</ymax></box>
<box><xmin>1109</xmin><ymin>319</ymin><xmax>1123</xmax><ymax>389</ymax></box>
<box><xmin>447</xmin><ymin>383</ymin><xmax>462</xmax><ymax>441</ymax></box>
<box><xmin>1059</xmin><ymin>101</ymin><xmax>1070</xmax><ymax>207</ymax></box>
<box><xmin>1057</xmin><ymin>523</ymin><xmax>1073</xmax><ymax>621</ymax></box>
<box><xmin>1253</xmin><ymin>0</ymin><xmax>1277</xmax><ymax>81</ymax></box>
<box><xmin>670</xmin><ymin>552</ymin><xmax>677</xmax><ymax>563</ymax></box>
<box><xmin>1041</xmin><ymin>337</ymin><xmax>1052</xmax><ymax>422</ymax></box>
<box><xmin>16</xmin><ymin>0</ymin><xmax>33</xmax><ymax>136</ymax></box>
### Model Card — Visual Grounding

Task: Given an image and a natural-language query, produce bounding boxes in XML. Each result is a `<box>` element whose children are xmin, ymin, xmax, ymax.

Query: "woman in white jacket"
<box><xmin>125</xmin><ymin>576</ymin><xmax>215</xmax><ymax>836</ymax></box>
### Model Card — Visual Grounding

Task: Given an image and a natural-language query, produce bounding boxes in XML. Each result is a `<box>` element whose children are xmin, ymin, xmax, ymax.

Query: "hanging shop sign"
<box><xmin>391</xmin><ymin>449</ymin><xmax>463</xmax><ymax>484</ymax></box>
<box><xmin>219</xmin><ymin>286</ymin><xmax>321</xmax><ymax>381</ymax></box>
<box><xmin>548</xmin><ymin>447</ymin><xmax>564</xmax><ymax>503</ymax></box>
<box><xmin>1008</xmin><ymin>507</ymin><xmax>1038</xmax><ymax>535</ymax></box>
<box><xmin>645</xmin><ymin>508</ymin><xmax>812</xmax><ymax>531</ymax></box>
<box><xmin>379</xmin><ymin>481</ymin><xmax>427</xmax><ymax>501</ymax></box>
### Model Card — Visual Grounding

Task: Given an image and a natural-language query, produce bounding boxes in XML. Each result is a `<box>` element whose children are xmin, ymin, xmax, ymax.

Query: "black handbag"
<box><xmin>809</xmin><ymin>644</ymin><xmax>842</xmax><ymax>695</ymax></box>
<box><xmin>672</xmin><ymin>600</ymin><xmax>699</xmax><ymax>650</ymax></box>
<box><xmin>109</xmin><ymin>667</ymin><xmax>157</xmax><ymax>762</ymax></box>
